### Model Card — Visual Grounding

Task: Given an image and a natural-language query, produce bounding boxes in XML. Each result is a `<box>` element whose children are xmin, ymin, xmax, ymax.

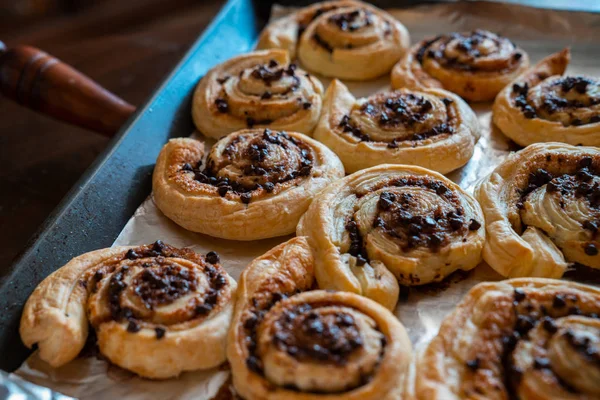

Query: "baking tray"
<box><xmin>1</xmin><ymin>0</ymin><xmax>598</xmax><ymax>373</ymax></box>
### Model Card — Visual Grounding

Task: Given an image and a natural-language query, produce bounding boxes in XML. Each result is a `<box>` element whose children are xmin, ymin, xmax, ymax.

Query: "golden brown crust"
<box><xmin>415</xmin><ymin>278</ymin><xmax>600</xmax><ymax>400</ymax></box>
<box><xmin>257</xmin><ymin>0</ymin><xmax>410</xmax><ymax>80</ymax></box>
<box><xmin>392</xmin><ymin>30</ymin><xmax>529</xmax><ymax>102</ymax></box>
<box><xmin>314</xmin><ymin>79</ymin><xmax>480</xmax><ymax>174</ymax></box>
<box><xmin>192</xmin><ymin>49</ymin><xmax>323</xmax><ymax>139</ymax></box>
<box><xmin>20</xmin><ymin>241</ymin><xmax>236</xmax><ymax>379</ymax></box>
<box><xmin>493</xmin><ymin>48</ymin><xmax>600</xmax><ymax>146</ymax></box>
<box><xmin>227</xmin><ymin>237</ymin><xmax>412</xmax><ymax>400</ymax></box>
<box><xmin>474</xmin><ymin>142</ymin><xmax>600</xmax><ymax>278</ymax></box>
<box><xmin>297</xmin><ymin>164</ymin><xmax>485</xmax><ymax>310</ymax></box>
<box><xmin>152</xmin><ymin>129</ymin><xmax>344</xmax><ymax>240</ymax></box>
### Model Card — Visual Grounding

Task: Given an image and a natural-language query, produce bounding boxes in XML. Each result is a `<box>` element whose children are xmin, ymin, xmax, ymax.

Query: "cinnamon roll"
<box><xmin>391</xmin><ymin>29</ymin><xmax>529</xmax><ymax>102</ymax></box>
<box><xmin>152</xmin><ymin>128</ymin><xmax>344</xmax><ymax>241</ymax></box>
<box><xmin>227</xmin><ymin>237</ymin><xmax>412</xmax><ymax>400</ymax></box>
<box><xmin>314</xmin><ymin>79</ymin><xmax>480</xmax><ymax>174</ymax></box>
<box><xmin>297</xmin><ymin>164</ymin><xmax>485</xmax><ymax>310</ymax></box>
<box><xmin>19</xmin><ymin>241</ymin><xmax>236</xmax><ymax>379</ymax></box>
<box><xmin>493</xmin><ymin>49</ymin><xmax>600</xmax><ymax>147</ymax></box>
<box><xmin>257</xmin><ymin>0</ymin><xmax>410</xmax><ymax>81</ymax></box>
<box><xmin>192</xmin><ymin>49</ymin><xmax>323</xmax><ymax>139</ymax></box>
<box><xmin>416</xmin><ymin>278</ymin><xmax>600</xmax><ymax>400</ymax></box>
<box><xmin>474</xmin><ymin>142</ymin><xmax>600</xmax><ymax>278</ymax></box>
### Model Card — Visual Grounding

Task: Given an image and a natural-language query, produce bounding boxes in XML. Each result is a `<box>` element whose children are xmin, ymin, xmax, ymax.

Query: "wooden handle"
<box><xmin>0</xmin><ymin>41</ymin><xmax>136</xmax><ymax>136</ymax></box>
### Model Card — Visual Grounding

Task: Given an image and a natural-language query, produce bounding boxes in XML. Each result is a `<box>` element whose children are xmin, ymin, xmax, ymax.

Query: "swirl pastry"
<box><xmin>391</xmin><ymin>29</ymin><xmax>529</xmax><ymax>102</ymax></box>
<box><xmin>297</xmin><ymin>164</ymin><xmax>485</xmax><ymax>310</ymax></box>
<box><xmin>227</xmin><ymin>237</ymin><xmax>412</xmax><ymax>400</ymax></box>
<box><xmin>192</xmin><ymin>49</ymin><xmax>323</xmax><ymax>139</ymax></box>
<box><xmin>19</xmin><ymin>241</ymin><xmax>236</xmax><ymax>379</ymax></box>
<box><xmin>416</xmin><ymin>278</ymin><xmax>600</xmax><ymax>400</ymax></box>
<box><xmin>475</xmin><ymin>142</ymin><xmax>600</xmax><ymax>278</ymax></box>
<box><xmin>257</xmin><ymin>0</ymin><xmax>410</xmax><ymax>81</ymax></box>
<box><xmin>313</xmin><ymin>79</ymin><xmax>480</xmax><ymax>174</ymax></box>
<box><xmin>152</xmin><ymin>128</ymin><xmax>344</xmax><ymax>240</ymax></box>
<box><xmin>494</xmin><ymin>49</ymin><xmax>600</xmax><ymax>147</ymax></box>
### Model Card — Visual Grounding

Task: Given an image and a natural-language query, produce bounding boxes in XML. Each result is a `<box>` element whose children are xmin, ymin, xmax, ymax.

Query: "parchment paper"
<box><xmin>14</xmin><ymin>2</ymin><xmax>600</xmax><ymax>399</ymax></box>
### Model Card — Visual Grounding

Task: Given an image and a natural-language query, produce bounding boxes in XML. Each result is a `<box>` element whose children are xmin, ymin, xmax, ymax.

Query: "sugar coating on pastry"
<box><xmin>297</xmin><ymin>164</ymin><xmax>485</xmax><ymax>310</ymax></box>
<box><xmin>415</xmin><ymin>278</ymin><xmax>600</xmax><ymax>400</ymax></box>
<box><xmin>19</xmin><ymin>241</ymin><xmax>236</xmax><ymax>379</ymax></box>
<box><xmin>152</xmin><ymin>128</ymin><xmax>344</xmax><ymax>240</ymax></box>
<box><xmin>192</xmin><ymin>49</ymin><xmax>323</xmax><ymax>139</ymax></box>
<box><xmin>314</xmin><ymin>79</ymin><xmax>480</xmax><ymax>174</ymax></box>
<box><xmin>257</xmin><ymin>0</ymin><xmax>410</xmax><ymax>80</ymax></box>
<box><xmin>227</xmin><ymin>237</ymin><xmax>412</xmax><ymax>400</ymax></box>
<box><xmin>475</xmin><ymin>142</ymin><xmax>600</xmax><ymax>278</ymax></box>
<box><xmin>392</xmin><ymin>29</ymin><xmax>529</xmax><ymax>102</ymax></box>
<box><xmin>494</xmin><ymin>48</ymin><xmax>600</xmax><ymax>147</ymax></box>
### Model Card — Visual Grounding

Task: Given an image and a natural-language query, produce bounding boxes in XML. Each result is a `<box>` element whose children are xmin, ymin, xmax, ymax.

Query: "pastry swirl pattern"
<box><xmin>392</xmin><ymin>29</ymin><xmax>529</xmax><ymax>102</ymax></box>
<box><xmin>227</xmin><ymin>237</ymin><xmax>412</xmax><ymax>400</ymax></box>
<box><xmin>314</xmin><ymin>79</ymin><xmax>480</xmax><ymax>174</ymax></box>
<box><xmin>257</xmin><ymin>0</ymin><xmax>410</xmax><ymax>80</ymax></box>
<box><xmin>475</xmin><ymin>142</ymin><xmax>600</xmax><ymax>278</ymax></box>
<box><xmin>152</xmin><ymin>128</ymin><xmax>344</xmax><ymax>240</ymax></box>
<box><xmin>192</xmin><ymin>49</ymin><xmax>323</xmax><ymax>139</ymax></box>
<box><xmin>416</xmin><ymin>278</ymin><xmax>600</xmax><ymax>400</ymax></box>
<box><xmin>297</xmin><ymin>164</ymin><xmax>485</xmax><ymax>310</ymax></box>
<box><xmin>494</xmin><ymin>49</ymin><xmax>600</xmax><ymax>146</ymax></box>
<box><xmin>19</xmin><ymin>241</ymin><xmax>236</xmax><ymax>379</ymax></box>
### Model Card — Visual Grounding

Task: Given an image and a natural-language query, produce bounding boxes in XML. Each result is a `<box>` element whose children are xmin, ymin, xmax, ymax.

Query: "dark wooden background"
<box><xmin>0</xmin><ymin>0</ymin><xmax>224</xmax><ymax>269</ymax></box>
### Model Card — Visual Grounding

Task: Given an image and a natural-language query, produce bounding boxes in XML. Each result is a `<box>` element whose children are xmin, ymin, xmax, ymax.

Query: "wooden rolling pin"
<box><xmin>0</xmin><ymin>40</ymin><xmax>136</xmax><ymax>137</ymax></box>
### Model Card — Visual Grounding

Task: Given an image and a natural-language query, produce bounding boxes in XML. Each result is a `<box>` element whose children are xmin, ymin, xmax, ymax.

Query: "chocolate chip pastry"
<box><xmin>227</xmin><ymin>237</ymin><xmax>412</xmax><ymax>400</ymax></box>
<box><xmin>257</xmin><ymin>0</ymin><xmax>410</xmax><ymax>80</ymax></box>
<box><xmin>391</xmin><ymin>29</ymin><xmax>529</xmax><ymax>102</ymax></box>
<box><xmin>192</xmin><ymin>49</ymin><xmax>323</xmax><ymax>139</ymax></box>
<box><xmin>494</xmin><ymin>49</ymin><xmax>600</xmax><ymax>147</ymax></box>
<box><xmin>297</xmin><ymin>164</ymin><xmax>485</xmax><ymax>310</ymax></box>
<box><xmin>152</xmin><ymin>128</ymin><xmax>344</xmax><ymax>240</ymax></box>
<box><xmin>475</xmin><ymin>142</ymin><xmax>600</xmax><ymax>278</ymax></box>
<box><xmin>415</xmin><ymin>278</ymin><xmax>600</xmax><ymax>400</ymax></box>
<box><xmin>19</xmin><ymin>241</ymin><xmax>236</xmax><ymax>379</ymax></box>
<box><xmin>314</xmin><ymin>79</ymin><xmax>480</xmax><ymax>174</ymax></box>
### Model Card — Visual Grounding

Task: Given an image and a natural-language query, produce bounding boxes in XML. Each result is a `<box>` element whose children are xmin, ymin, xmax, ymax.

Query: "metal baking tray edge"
<box><xmin>0</xmin><ymin>0</ymin><xmax>267</xmax><ymax>371</ymax></box>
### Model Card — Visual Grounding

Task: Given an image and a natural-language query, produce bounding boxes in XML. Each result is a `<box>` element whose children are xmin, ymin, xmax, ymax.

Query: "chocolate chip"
<box><xmin>246</xmin><ymin>356</ymin><xmax>262</xmax><ymax>374</ymax></box>
<box><xmin>215</xmin><ymin>98</ymin><xmax>228</xmax><ymax>113</ymax></box>
<box><xmin>206</xmin><ymin>251</ymin><xmax>220</xmax><ymax>264</ymax></box>
<box><xmin>181</xmin><ymin>163</ymin><xmax>193</xmax><ymax>171</ymax></box>
<box><xmin>195</xmin><ymin>303</ymin><xmax>213</xmax><ymax>315</ymax></box>
<box><xmin>153</xmin><ymin>240</ymin><xmax>166</xmax><ymax>254</ymax></box>
<box><xmin>584</xmin><ymin>220</ymin><xmax>598</xmax><ymax>232</ymax></box>
<box><xmin>217</xmin><ymin>186</ymin><xmax>229</xmax><ymax>197</ymax></box>
<box><xmin>241</xmin><ymin>193</ymin><xmax>252</xmax><ymax>204</ymax></box>
<box><xmin>303</xmin><ymin>102</ymin><xmax>312</xmax><ymax>109</ymax></box>
<box><xmin>553</xmin><ymin>294</ymin><xmax>567</xmax><ymax>308</ymax></box>
<box><xmin>533</xmin><ymin>357</ymin><xmax>551</xmax><ymax>369</ymax></box>
<box><xmin>125</xmin><ymin>249</ymin><xmax>140</xmax><ymax>260</ymax></box>
<box><xmin>378</xmin><ymin>192</ymin><xmax>395</xmax><ymax>210</ymax></box>
<box><xmin>449</xmin><ymin>217</ymin><xmax>464</xmax><ymax>230</ymax></box>
<box><xmin>466</xmin><ymin>358</ymin><xmax>480</xmax><ymax>371</ymax></box>
<box><xmin>584</xmin><ymin>243</ymin><xmax>598</xmax><ymax>256</ymax></box>
<box><xmin>261</xmin><ymin>91</ymin><xmax>272</xmax><ymax>100</ymax></box>
<box><xmin>155</xmin><ymin>327</ymin><xmax>166</xmax><ymax>339</ymax></box>
<box><xmin>514</xmin><ymin>288</ymin><xmax>526</xmax><ymax>302</ymax></box>
<box><xmin>356</xmin><ymin>254</ymin><xmax>367</xmax><ymax>266</ymax></box>
<box><xmin>515</xmin><ymin>315</ymin><xmax>535</xmax><ymax>335</ymax></box>
<box><xmin>542</xmin><ymin>317</ymin><xmax>558</xmax><ymax>334</ymax></box>
<box><xmin>264</xmin><ymin>182</ymin><xmax>275</xmax><ymax>192</ymax></box>
<box><xmin>268</xmin><ymin>59</ymin><xmax>278</xmax><ymax>68</ymax></box>
<box><xmin>468</xmin><ymin>219</ymin><xmax>481</xmax><ymax>231</ymax></box>
<box><xmin>127</xmin><ymin>320</ymin><xmax>140</xmax><ymax>333</ymax></box>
